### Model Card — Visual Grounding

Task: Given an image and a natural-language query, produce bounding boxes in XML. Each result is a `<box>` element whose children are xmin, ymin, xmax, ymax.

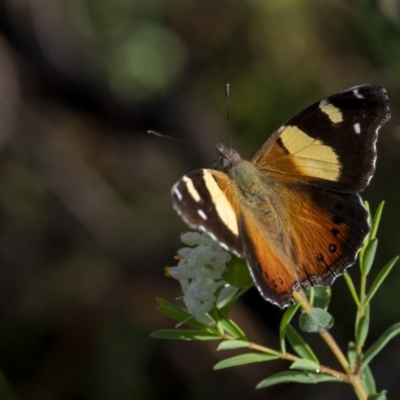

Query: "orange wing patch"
<box><xmin>240</xmin><ymin>212</ymin><xmax>300</xmax><ymax>307</ymax></box>
<box><xmin>288</xmin><ymin>186</ymin><xmax>368</xmax><ymax>289</ymax></box>
<box><xmin>239</xmin><ymin>184</ymin><xmax>368</xmax><ymax>307</ymax></box>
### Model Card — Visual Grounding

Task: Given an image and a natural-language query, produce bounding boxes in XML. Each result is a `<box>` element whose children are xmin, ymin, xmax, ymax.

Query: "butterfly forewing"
<box><xmin>171</xmin><ymin>169</ymin><xmax>244</xmax><ymax>256</ymax></box>
<box><xmin>251</xmin><ymin>84</ymin><xmax>390</xmax><ymax>192</ymax></box>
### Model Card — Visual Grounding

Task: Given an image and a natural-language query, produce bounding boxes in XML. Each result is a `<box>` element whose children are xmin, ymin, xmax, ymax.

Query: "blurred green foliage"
<box><xmin>0</xmin><ymin>0</ymin><xmax>399</xmax><ymax>399</ymax></box>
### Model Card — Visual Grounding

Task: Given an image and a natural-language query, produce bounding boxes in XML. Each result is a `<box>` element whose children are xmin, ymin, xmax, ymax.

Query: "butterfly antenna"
<box><xmin>225</xmin><ymin>83</ymin><xmax>232</xmax><ymax>149</ymax></box>
<box><xmin>147</xmin><ymin>130</ymin><xmax>212</xmax><ymax>149</ymax></box>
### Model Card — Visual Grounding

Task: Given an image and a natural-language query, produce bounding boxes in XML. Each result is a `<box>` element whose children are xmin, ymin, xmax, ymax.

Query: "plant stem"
<box><xmin>293</xmin><ymin>290</ymin><xmax>368</xmax><ymax>400</ymax></box>
<box><xmin>247</xmin><ymin>342</ymin><xmax>348</xmax><ymax>381</ymax></box>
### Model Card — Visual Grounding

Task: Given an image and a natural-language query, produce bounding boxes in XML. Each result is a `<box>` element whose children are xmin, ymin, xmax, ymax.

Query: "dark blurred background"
<box><xmin>0</xmin><ymin>0</ymin><xmax>399</xmax><ymax>399</ymax></box>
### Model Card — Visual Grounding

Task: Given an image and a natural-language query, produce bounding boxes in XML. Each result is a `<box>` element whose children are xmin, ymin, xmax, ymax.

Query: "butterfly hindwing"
<box><xmin>237</xmin><ymin>175</ymin><xmax>369</xmax><ymax>307</ymax></box>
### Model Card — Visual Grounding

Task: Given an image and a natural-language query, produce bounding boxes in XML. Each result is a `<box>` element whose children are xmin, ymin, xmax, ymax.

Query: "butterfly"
<box><xmin>171</xmin><ymin>85</ymin><xmax>390</xmax><ymax>308</ymax></box>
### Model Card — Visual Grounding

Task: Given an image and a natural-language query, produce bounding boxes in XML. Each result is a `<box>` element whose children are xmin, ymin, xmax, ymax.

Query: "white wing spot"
<box><xmin>353</xmin><ymin>88</ymin><xmax>364</xmax><ymax>99</ymax></box>
<box><xmin>173</xmin><ymin>185</ymin><xmax>182</xmax><ymax>201</ymax></box>
<box><xmin>354</xmin><ymin>123</ymin><xmax>361</xmax><ymax>134</ymax></box>
<box><xmin>220</xmin><ymin>242</ymin><xmax>229</xmax><ymax>251</ymax></box>
<box><xmin>197</xmin><ymin>209</ymin><xmax>207</xmax><ymax>220</ymax></box>
<box><xmin>208</xmin><ymin>232</ymin><xmax>217</xmax><ymax>241</ymax></box>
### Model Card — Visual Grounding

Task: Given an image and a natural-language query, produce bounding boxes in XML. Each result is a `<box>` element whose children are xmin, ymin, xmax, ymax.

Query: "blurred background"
<box><xmin>0</xmin><ymin>0</ymin><xmax>399</xmax><ymax>399</ymax></box>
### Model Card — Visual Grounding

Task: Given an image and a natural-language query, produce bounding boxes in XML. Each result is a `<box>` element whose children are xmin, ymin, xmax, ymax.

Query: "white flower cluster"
<box><xmin>168</xmin><ymin>232</ymin><xmax>238</xmax><ymax>325</ymax></box>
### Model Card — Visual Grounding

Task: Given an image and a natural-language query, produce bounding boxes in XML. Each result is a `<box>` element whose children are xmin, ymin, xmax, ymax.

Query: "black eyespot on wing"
<box><xmin>329</xmin><ymin>244</ymin><xmax>337</xmax><ymax>253</ymax></box>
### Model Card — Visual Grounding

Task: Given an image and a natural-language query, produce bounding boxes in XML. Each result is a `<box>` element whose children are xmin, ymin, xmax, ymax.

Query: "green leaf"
<box><xmin>256</xmin><ymin>371</ymin><xmax>342</xmax><ymax>389</ymax></box>
<box><xmin>367</xmin><ymin>391</ymin><xmax>387</xmax><ymax>400</ymax></box>
<box><xmin>347</xmin><ymin>341</ymin><xmax>356</xmax><ymax>373</ymax></box>
<box><xmin>214</xmin><ymin>353</ymin><xmax>278</xmax><ymax>370</ymax></box>
<box><xmin>279</xmin><ymin>303</ymin><xmax>301</xmax><ymax>353</ymax></box>
<box><xmin>310</xmin><ymin>286</ymin><xmax>331</xmax><ymax>310</ymax></box>
<box><xmin>370</xmin><ymin>201</ymin><xmax>385</xmax><ymax>241</ymax></box>
<box><xmin>220</xmin><ymin>284</ymin><xmax>253</xmax><ymax>314</ymax></box>
<box><xmin>156</xmin><ymin>298</ymin><xmax>212</xmax><ymax>330</ymax></box>
<box><xmin>217</xmin><ymin>340</ymin><xmax>249</xmax><ymax>350</ymax></box>
<box><xmin>359</xmin><ymin>200</ymin><xmax>371</xmax><ymax>260</ymax></box>
<box><xmin>364</xmin><ymin>200</ymin><xmax>370</xmax><ymax>215</ymax></box>
<box><xmin>289</xmin><ymin>359</ymin><xmax>320</xmax><ymax>371</ymax></box>
<box><xmin>361</xmin><ymin>364</ymin><xmax>376</xmax><ymax>395</ymax></box>
<box><xmin>356</xmin><ymin>315</ymin><xmax>370</xmax><ymax>348</ymax></box>
<box><xmin>307</xmin><ymin>287</ymin><xmax>315</xmax><ymax>304</ymax></box>
<box><xmin>343</xmin><ymin>272</ymin><xmax>360</xmax><ymax>306</ymax></box>
<box><xmin>299</xmin><ymin>308</ymin><xmax>334</xmax><ymax>333</ymax></box>
<box><xmin>286</xmin><ymin>325</ymin><xmax>319</xmax><ymax>363</ymax></box>
<box><xmin>216</xmin><ymin>309</ymin><xmax>247</xmax><ymax>340</ymax></box>
<box><xmin>361</xmin><ymin>239</ymin><xmax>378</xmax><ymax>276</ymax></box>
<box><xmin>151</xmin><ymin>329</ymin><xmax>220</xmax><ymax>341</ymax></box>
<box><xmin>364</xmin><ymin>256</ymin><xmax>399</xmax><ymax>305</ymax></box>
<box><xmin>362</xmin><ymin>322</ymin><xmax>400</xmax><ymax>368</ymax></box>
<box><xmin>222</xmin><ymin>257</ymin><xmax>253</xmax><ymax>288</ymax></box>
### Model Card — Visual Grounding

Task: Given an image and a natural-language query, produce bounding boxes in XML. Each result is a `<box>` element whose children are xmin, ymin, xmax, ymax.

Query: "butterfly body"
<box><xmin>172</xmin><ymin>85</ymin><xmax>390</xmax><ymax>307</ymax></box>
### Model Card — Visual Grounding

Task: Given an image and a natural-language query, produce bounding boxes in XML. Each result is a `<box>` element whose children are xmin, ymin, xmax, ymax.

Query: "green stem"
<box><xmin>247</xmin><ymin>342</ymin><xmax>348</xmax><ymax>381</ymax></box>
<box><xmin>293</xmin><ymin>290</ymin><xmax>367</xmax><ymax>400</ymax></box>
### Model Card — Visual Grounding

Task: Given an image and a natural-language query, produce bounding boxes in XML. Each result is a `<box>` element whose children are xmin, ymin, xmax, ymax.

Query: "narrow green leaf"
<box><xmin>214</xmin><ymin>353</ymin><xmax>278</xmax><ymax>370</ymax></box>
<box><xmin>256</xmin><ymin>371</ymin><xmax>342</xmax><ymax>389</ymax></box>
<box><xmin>362</xmin><ymin>322</ymin><xmax>400</xmax><ymax>368</ymax></box>
<box><xmin>299</xmin><ymin>308</ymin><xmax>334</xmax><ymax>333</ymax></box>
<box><xmin>289</xmin><ymin>359</ymin><xmax>320</xmax><ymax>371</ymax></box>
<box><xmin>344</xmin><ymin>272</ymin><xmax>360</xmax><ymax>306</ymax></box>
<box><xmin>208</xmin><ymin>306</ymin><xmax>223</xmax><ymax>335</ymax></box>
<box><xmin>151</xmin><ymin>329</ymin><xmax>220</xmax><ymax>341</ymax></box>
<box><xmin>364</xmin><ymin>256</ymin><xmax>399</xmax><ymax>305</ymax></box>
<box><xmin>364</xmin><ymin>302</ymin><xmax>370</xmax><ymax>318</ymax></box>
<box><xmin>361</xmin><ymin>239</ymin><xmax>378</xmax><ymax>276</ymax></box>
<box><xmin>367</xmin><ymin>391</ymin><xmax>387</xmax><ymax>400</ymax></box>
<box><xmin>307</xmin><ymin>287</ymin><xmax>315</xmax><ymax>304</ymax></box>
<box><xmin>216</xmin><ymin>309</ymin><xmax>247</xmax><ymax>340</ymax></box>
<box><xmin>347</xmin><ymin>341</ymin><xmax>356</xmax><ymax>373</ymax></box>
<box><xmin>216</xmin><ymin>318</ymin><xmax>224</xmax><ymax>336</ymax></box>
<box><xmin>361</xmin><ymin>364</ymin><xmax>376</xmax><ymax>395</ymax></box>
<box><xmin>217</xmin><ymin>340</ymin><xmax>249</xmax><ymax>350</ymax></box>
<box><xmin>286</xmin><ymin>325</ymin><xmax>319</xmax><ymax>364</ymax></box>
<box><xmin>359</xmin><ymin>201</ymin><xmax>371</xmax><ymax>260</ymax></box>
<box><xmin>279</xmin><ymin>303</ymin><xmax>301</xmax><ymax>353</ymax></box>
<box><xmin>220</xmin><ymin>284</ymin><xmax>253</xmax><ymax>314</ymax></box>
<box><xmin>156</xmin><ymin>298</ymin><xmax>212</xmax><ymax>330</ymax></box>
<box><xmin>370</xmin><ymin>201</ymin><xmax>385</xmax><ymax>241</ymax></box>
<box><xmin>356</xmin><ymin>315</ymin><xmax>370</xmax><ymax>348</ymax></box>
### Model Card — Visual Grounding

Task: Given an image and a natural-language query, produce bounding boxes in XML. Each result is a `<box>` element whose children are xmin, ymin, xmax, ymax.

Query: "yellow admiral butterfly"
<box><xmin>171</xmin><ymin>85</ymin><xmax>390</xmax><ymax>308</ymax></box>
